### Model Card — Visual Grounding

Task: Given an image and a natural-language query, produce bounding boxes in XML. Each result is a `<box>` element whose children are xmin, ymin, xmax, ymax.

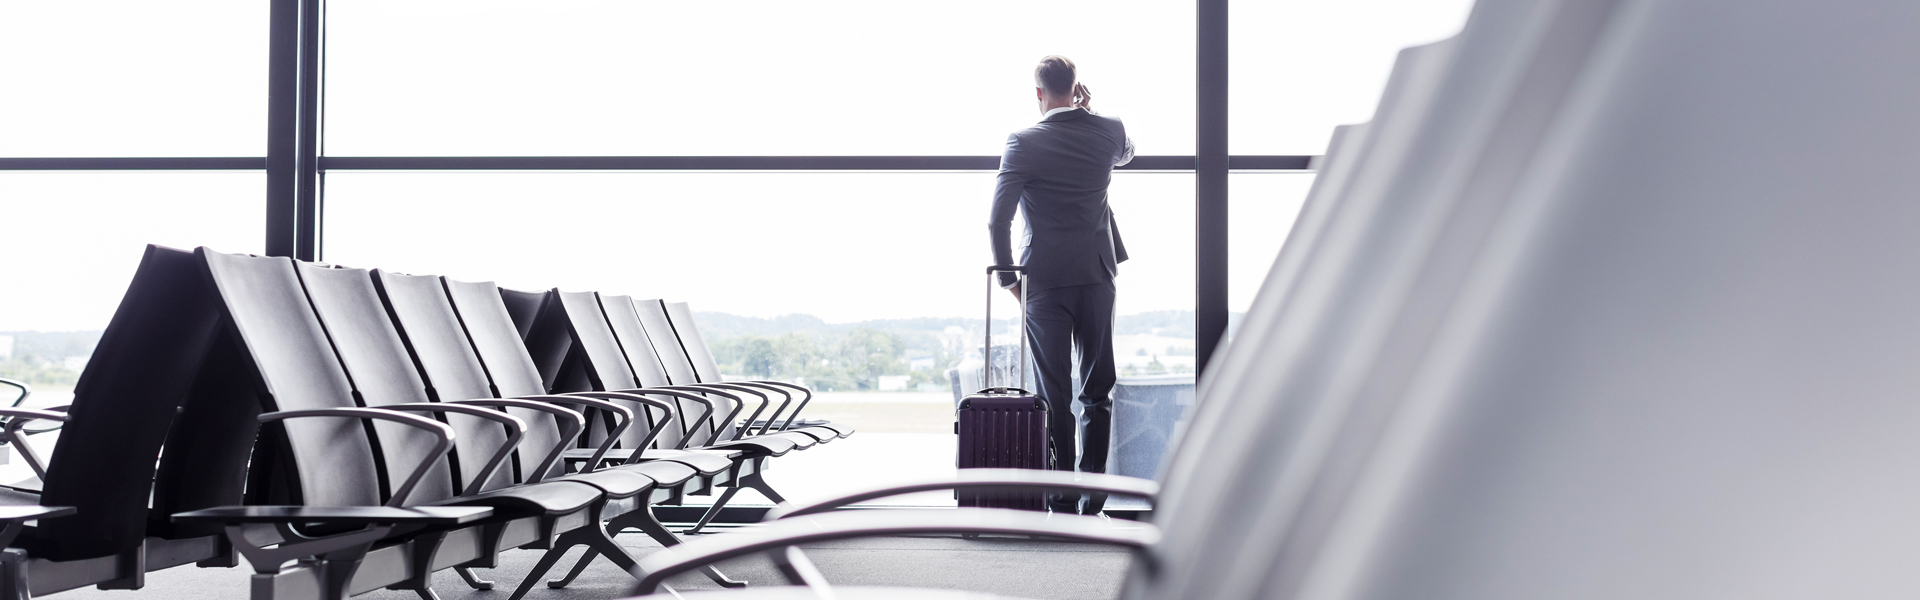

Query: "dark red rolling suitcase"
<box><xmin>957</xmin><ymin>265</ymin><xmax>1051</xmax><ymax>510</ymax></box>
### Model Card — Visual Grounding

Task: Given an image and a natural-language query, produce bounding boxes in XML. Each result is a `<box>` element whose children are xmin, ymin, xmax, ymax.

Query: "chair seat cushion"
<box><xmin>613</xmin><ymin>460</ymin><xmax>699</xmax><ymax>488</ymax></box>
<box><xmin>548</xmin><ymin>469</ymin><xmax>653</xmax><ymax>498</ymax></box>
<box><xmin>633</xmin><ymin>449</ymin><xmax>735</xmax><ymax>475</ymax></box>
<box><xmin>434</xmin><ymin>480</ymin><xmax>600</xmax><ymax>517</ymax></box>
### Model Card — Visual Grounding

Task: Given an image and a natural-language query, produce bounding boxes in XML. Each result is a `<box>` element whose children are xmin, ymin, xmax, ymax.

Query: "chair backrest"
<box><xmin>35</xmin><ymin>245</ymin><xmax>229</xmax><ymax>560</ymax></box>
<box><xmin>597</xmin><ymin>295</ymin><xmax>693</xmax><ymax>449</ymax></box>
<box><xmin>632</xmin><ymin>298</ymin><xmax>734</xmax><ymax>441</ymax></box>
<box><xmin>442</xmin><ymin>278</ymin><xmax>572</xmax><ymax>481</ymax></box>
<box><xmin>296</xmin><ymin>263</ymin><xmax>466</xmax><ymax>503</ymax></box>
<box><xmin>447</xmin><ymin>280</ymin><xmax>549</xmax><ymax>398</ymax></box>
<box><xmin>496</xmin><ymin>286</ymin><xmax>546</xmax><ymax>342</ymax></box>
<box><xmin>1267</xmin><ymin>1</ymin><xmax>1920</xmax><ymax>597</ymax></box>
<box><xmin>1145</xmin><ymin>0</ymin><xmax>1615</xmax><ymax>593</ymax></box>
<box><xmin>499</xmin><ymin>286</ymin><xmax>572</xmax><ymax>393</ymax></box>
<box><xmin>554</xmin><ymin>290</ymin><xmax>661</xmax><ymax>449</ymax></box>
<box><xmin>662</xmin><ymin>302</ymin><xmax>722</xmax><ymax>385</ymax></box>
<box><xmin>374</xmin><ymin>270</ymin><xmax>541</xmax><ymax>491</ymax></box>
<box><xmin>198</xmin><ymin>250</ymin><xmax>385</xmax><ymax>508</ymax></box>
<box><xmin>1141</xmin><ymin>37</ymin><xmax>1464</xmax><ymax>599</ymax></box>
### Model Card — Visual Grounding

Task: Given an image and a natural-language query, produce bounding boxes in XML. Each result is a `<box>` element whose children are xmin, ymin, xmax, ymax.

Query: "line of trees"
<box><xmin>709</xmin><ymin>328</ymin><xmax>958</xmax><ymax>392</ymax></box>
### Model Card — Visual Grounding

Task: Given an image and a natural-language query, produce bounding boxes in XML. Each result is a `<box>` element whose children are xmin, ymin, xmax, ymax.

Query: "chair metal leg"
<box><xmin>505</xmin><ymin>542</ymin><xmax>574</xmax><ymax>600</ymax></box>
<box><xmin>743</xmin><ymin>472</ymin><xmax>789</xmax><ymax>505</ymax></box>
<box><xmin>454</xmin><ymin>567</ymin><xmax>493</xmax><ymax>590</ymax></box>
<box><xmin>629</xmin><ymin>507</ymin><xmax>746</xmax><ymax>588</ymax></box>
<box><xmin>682</xmin><ymin>485</ymin><xmax>743</xmax><ymax>535</ymax></box>
<box><xmin>545</xmin><ymin>547</ymin><xmax>599</xmax><ymax>589</ymax></box>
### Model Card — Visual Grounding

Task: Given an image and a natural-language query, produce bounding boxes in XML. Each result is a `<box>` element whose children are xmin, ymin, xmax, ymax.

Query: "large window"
<box><xmin>325</xmin><ymin>0</ymin><xmax>1196</xmax><ymax>156</ymax></box>
<box><xmin>0</xmin><ymin>1</ymin><xmax>267</xmax><ymax>157</ymax></box>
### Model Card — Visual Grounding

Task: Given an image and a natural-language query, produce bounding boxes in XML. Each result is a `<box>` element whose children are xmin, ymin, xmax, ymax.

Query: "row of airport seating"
<box><xmin>612</xmin><ymin>0</ymin><xmax>1920</xmax><ymax>597</ymax></box>
<box><xmin>0</xmin><ymin>246</ymin><xmax>850</xmax><ymax>600</ymax></box>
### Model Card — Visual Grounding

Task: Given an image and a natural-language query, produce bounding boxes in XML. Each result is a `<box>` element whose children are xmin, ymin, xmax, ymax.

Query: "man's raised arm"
<box><xmin>989</xmin><ymin>132</ymin><xmax>1030</xmax><ymax>290</ymax></box>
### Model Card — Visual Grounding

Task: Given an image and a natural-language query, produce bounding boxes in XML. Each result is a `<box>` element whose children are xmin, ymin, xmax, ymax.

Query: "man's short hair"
<box><xmin>1035</xmin><ymin>55</ymin><xmax>1077</xmax><ymax>97</ymax></box>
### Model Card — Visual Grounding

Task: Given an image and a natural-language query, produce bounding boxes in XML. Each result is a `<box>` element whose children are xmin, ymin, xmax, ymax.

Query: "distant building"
<box><xmin>0</xmin><ymin>336</ymin><xmax>11</xmax><ymax>361</ymax></box>
<box><xmin>910</xmin><ymin>357</ymin><xmax>936</xmax><ymax>371</ymax></box>
<box><xmin>63</xmin><ymin>356</ymin><xmax>89</xmax><ymax>373</ymax></box>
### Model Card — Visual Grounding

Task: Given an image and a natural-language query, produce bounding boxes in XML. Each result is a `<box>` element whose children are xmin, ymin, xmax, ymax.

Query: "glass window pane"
<box><xmin>0</xmin><ymin>2</ymin><xmax>268</xmax><ymax>157</ymax></box>
<box><xmin>0</xmin><ymin>171</ymin><xmax>265</xmax><ymax>408</ymax></box>
<box><xmin>1229</xmin><ymin>173</ymin><xmax>1315</xmax><ymax>317</ymax></box>
<box><xmin>1231</xmin><ymin>0</ymin><xmax>1474</xmax><ymax>154</ymax></box>
<box><xmin>325</xmin><ymin>1</ymin><xmax>1193</xmax><ymax>156</ymax></box>
<box><xmin>323</xmin><ymin>171</ymin><xmax>1191</xmax><ymax>503</ymax></box>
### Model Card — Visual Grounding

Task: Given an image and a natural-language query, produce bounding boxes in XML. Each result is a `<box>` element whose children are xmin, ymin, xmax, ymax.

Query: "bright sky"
<box><xmin>0</xmin><ymin>0</ymin><xmax>1473</xmax><ymax>331</ymax></box>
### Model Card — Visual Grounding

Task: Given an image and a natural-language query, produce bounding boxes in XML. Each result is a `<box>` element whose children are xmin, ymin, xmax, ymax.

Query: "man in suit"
<box><xmin>988</xmin><ymin>55</ymin><xmax>1134</xmax><ymax>515</ymax></box>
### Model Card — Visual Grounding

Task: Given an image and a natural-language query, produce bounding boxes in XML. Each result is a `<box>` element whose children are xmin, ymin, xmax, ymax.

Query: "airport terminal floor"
<box><xmin>11</xmin><ymin>0</ymin><xmax>1920</xmax><ymax>599</ymax></box>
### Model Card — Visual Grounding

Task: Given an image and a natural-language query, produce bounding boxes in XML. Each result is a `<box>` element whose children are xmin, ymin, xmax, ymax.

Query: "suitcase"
<box><xmin>956</xmin><ymin>265</ymin><xmax>1051</xmax><ymax>511</ymax></box>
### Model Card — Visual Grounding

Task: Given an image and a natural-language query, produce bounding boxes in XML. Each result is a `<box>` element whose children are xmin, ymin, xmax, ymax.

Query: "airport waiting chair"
<box><xmin>606</xmin><ymin>298</ymin><xmax>833</xmax><ymax>448</ymax></box>
<box><xmin>374</xmin><ymin>271</ymin><xmax>748</xmax><ymax>595</ymax></box>
<box><xmin>0</xmin><ymin>245</ymin><xmax>245</xmax><ymax>599</ymax></box>
<box><xmin>172</xmin><ymin>249</ymin><xmax>615</xmax><ymax>600</ymax></box>
<box><xmin>655</xmin><ymin>300</ymin><xmax>851</xmax><ymax>440</ymax></box>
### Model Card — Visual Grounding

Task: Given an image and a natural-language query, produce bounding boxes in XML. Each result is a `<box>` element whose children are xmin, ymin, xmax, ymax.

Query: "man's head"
<box><xmin>1035</xmin><ymin>55</ymin><xmax>1078</xmax><ymax>114</ymax></box>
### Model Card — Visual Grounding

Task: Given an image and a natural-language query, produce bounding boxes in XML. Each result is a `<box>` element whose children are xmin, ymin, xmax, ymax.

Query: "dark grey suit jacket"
<box><xmin>989</xmin><ymin>108</ymin><xmax>1135</xmax><ymax>290</ymax></box>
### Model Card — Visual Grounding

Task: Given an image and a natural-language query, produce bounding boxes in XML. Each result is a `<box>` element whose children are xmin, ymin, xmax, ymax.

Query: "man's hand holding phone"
<box><xmin>1073</xmin><ymin>83</ymin><xmax>1093</xmax><ymax>110</ymax></box>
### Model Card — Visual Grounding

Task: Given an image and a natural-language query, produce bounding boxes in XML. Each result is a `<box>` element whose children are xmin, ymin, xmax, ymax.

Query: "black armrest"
<box><xmin>724</xmin><ymin>381</ymin><xmax>795</xmax><ymax>436</ymax></box>
<box><xmin>744</xmin><ymin>380</ymin><xmax>815</xmax><ymax>431</ymax></box>
<box><xmin>380</xmin><ymin>403</ymin><xmax>527</xmax><ymax>495</ymax></box>
<box><xmin>260</xmin><ymin>408</ymin><xmax>454</xmax><ymax>506</ymax></box>
<box><xmin>0</xmin><ymin>505</ymin><xmax>73</xmax><ymax>548</ymax></box>
<box><xmin>0</xmin><ymin>378</ymin><xmax>27</xmax><ymax>408</ymax></box>
<box><xmin>0</xmin><ymin>408</ymin><xmax>69</xmax><ymax>480</ymax></box>
<box><xmin>171</xmin><ymin>505</ymin><xmax>493</xmax><ymax>577</ymax></box>
<box><xmin>632</xmin><ymin>509</ymin><xmax>1160</xmax><ymax>594</ymax></box>
<box><xmin>606</xmin><ymin>387</ymin><xmax>719</xmax><ymax>450</ymax></box>
<box><xmin>567</xmin><ymin>391</ymin><xmax>678</xmax><ymax>455</ymax></box>
<box><xmin>656</xmin><ymin>385</ymin><xmax>749</xmax><ymax>446</ymax></box>
<box><xmin>445</xmin><ymin>398</ymin><xmax>584</xmax><ymax>483</ymax></box>
<box><xmin>686</xmin><ymin>383</ymin><xmax>773</xmax><ymax>441</ymax></box>
<box><xmin>766</xmin><ymin>470</ymin><xmax>1159</xmax><ymax>520</ymax></box>
<box><xmin>515</xmin><ymin>394</ymin><xmax>633</xmax><ymax>471</ymax></box>
<box><xmin>171</xmin><ymin>506</ymin><xmax>491</xmax><ymax>526</ymax></box>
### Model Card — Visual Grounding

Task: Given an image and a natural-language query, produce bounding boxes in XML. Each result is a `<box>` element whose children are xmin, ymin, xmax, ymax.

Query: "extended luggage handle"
<box><xmin>985</xmin><ymin>265</ymin><xmax>1029</xmax><ymax>394</ymax></box>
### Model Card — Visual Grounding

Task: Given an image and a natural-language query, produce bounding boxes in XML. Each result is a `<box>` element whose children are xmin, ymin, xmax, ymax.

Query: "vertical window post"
<box><xmin>266</xmin><ymin>0</ymin><xmax>322</xmax><ymax>260</ymax></box>
<box><xmin>1196</xmin><ymin>0</ymin><xmax>1230</xmax><ymax>375</ymax></box>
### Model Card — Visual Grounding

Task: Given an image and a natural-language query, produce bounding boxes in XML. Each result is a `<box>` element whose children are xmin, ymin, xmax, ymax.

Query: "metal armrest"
<box><xmin>172</xmin><ymin>506</ymin><xmax>490</xmax><ymax>526</ymax></box>
<box><xmin>445</xmin><ymin>398</ymin><xmax>584</xmax><ymax>483</ymax></box>
<box><xmin>380</xmin><ymin>403</ymin><xmax>527</xmax><ymax>495</ymax></box>
<box><xmin>171</xmin><ymin>506</ymin><xmax>491</xmax><ymax>577</ymax></box>
<box><xmin>689</xmin><ymin>383</ymin><xmax>772</xmax><ymax>441</ymax></box>
<box><xmin>607</xmin><ymin>387</ymin><xmax>716</xmax><ymax>450</ymax></box>
<box><xmin>632</xmin><ymin>509</ymin><xmax>1161</xmax><ymax>594</ymax></box>
<box><xmin>724</xmin><ymin>382</ymin><xmax>795</xmax><ymax>436</ymax></box>
<box><xmin>0</xmin><ymin>379</ymin><xmax>27</xmax><ymax>408</ymax></box>
<box><xmin>517</xmin><ymin>394</ymin><xmax>633</xmax><ymax>471</ymax></box>
<box><xmin>765</xmin><ymin>470</ymin><xmax>1159</xmax><ymax>520</ymax></box>
<box><xmin>0</xmin><ymin>408</ymin><xmax>69</xmax><ymax>480</ymax></box>
<box><xmin>571</xmin><ymin>390</ymin><xmax>679</xmax><ymax>454</ymax></box>
<box><xmin>260</xmin><ymin>408</ymin><xmax>454</xmax><ymax>507</ymax></box>
<box><xmin>747</xmin><ymin>380</ymin><xmax>815</xmax><ymax>431</ymax></box>
<box><xmin>656</xmin><ymin>385</ymin><xmax>748</xmax><ymax>446</ymax></box>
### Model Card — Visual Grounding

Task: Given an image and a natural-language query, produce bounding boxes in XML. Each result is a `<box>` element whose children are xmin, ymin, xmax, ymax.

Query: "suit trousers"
<box><xmin>1024</xmin><ymin>280</ymin><xmax>1117</xmax><ymax>514</ymax></box>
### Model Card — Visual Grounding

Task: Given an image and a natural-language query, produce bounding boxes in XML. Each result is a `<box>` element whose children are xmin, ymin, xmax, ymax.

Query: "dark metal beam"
<box><xmin>265</xmin><ymin>0</ymin><xmax>299</xmax><ymax>258</ymax></box>
<box><xmin>315</xmin><ymin>155</ymin><xmax>1311</xmax><ymax>171</ymax></box>
<box><xmin>293</xmin><ymin>0</ymin><xmax>323</xmax><ymax>262</ymax></box>
<box><xmin>0</xmin><ymin>158</ymin><xmax>265</xmax><ymax>170</ymax></box>
<box><xmin>1196</xmin><ymin>0</ymin><xmax>1230</xmax><ymax>376</ymax></box>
